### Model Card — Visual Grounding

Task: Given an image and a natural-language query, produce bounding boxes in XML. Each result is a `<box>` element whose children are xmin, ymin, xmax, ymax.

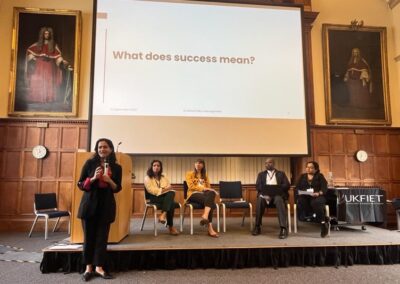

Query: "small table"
<box><xmin>327</xmin><ymin>187</ymin><xmax>387</xmax><ymax>227</ymax></box>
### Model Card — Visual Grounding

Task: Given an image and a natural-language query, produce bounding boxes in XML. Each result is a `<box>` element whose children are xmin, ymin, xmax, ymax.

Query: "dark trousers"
<box><xmin>297</xmin><ymin>195</ymin><xmax>326</xmax><ymax>222</ymax></box>
<box><xmin>149</xmin><ymin>191</ymin><xmax>176</xmax><ymax>226</ymax></box>
<box><xmin>82</xmin><ymin>219</ymin><xmax>110</xmax><ymax>267</ymax></box>
<box><xmin>188</xmin><ymin>191</ymin><xmax>217</xmax><ymax>222</ymax></box>
<box><xmin>255</xmin><ymin>195</ymin><xmax>287</xmax><ymax>229</ymax></box>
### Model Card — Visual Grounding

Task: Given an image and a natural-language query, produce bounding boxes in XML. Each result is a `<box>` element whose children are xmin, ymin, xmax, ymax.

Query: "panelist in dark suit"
<box><xmin>77</xmin><ymin>138</ymin><xmax>122</xmax><ymax>281</ymax></box>
<box><xmin>295</xmin><ymin>161</ymin><xmax>329</xmax><ymax>238</ymax></box>
<box><xmin>252</xmin><ymin>158</ymin><xmax>290</xmax><ymax>239</ymax></box>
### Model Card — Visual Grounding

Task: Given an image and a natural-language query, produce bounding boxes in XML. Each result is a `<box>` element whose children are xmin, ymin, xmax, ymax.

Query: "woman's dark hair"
<box><xmin>193</xmin><ymin>159</ymin><xmax>206</xmax><ymax>179</ymax></box>
<box><xmin>147</xmin><ymin>160</ymin><xmax>163</xmax><ymax>178</ymax></box>
<box><xmin>92</xmin><ymin>138</ymin><xmax>116</xmax><ymax>164</ymax></box>
<box><xmin>307</xmin><ymin>161</ymin><xmax>320</xmax><ymax>174</ymax></box>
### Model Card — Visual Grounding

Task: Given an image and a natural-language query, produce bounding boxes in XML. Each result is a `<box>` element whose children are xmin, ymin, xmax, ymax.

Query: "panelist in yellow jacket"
<box><xmin>144</xmin><ymin>160</ymin><xmax>179</xmax><ymax>235</ymax></box>
<box><xmin>185</xmin><ymin>159</ymin><xmax>219</xmax><ymax>237</ymax></box>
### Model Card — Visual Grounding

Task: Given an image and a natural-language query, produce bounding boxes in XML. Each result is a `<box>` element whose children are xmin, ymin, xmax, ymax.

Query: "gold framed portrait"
<box><xmin>322</xmin><ymin>24</ymin><xmax>391</xmax><ymax>125</ymax></box>
<box><xmin>8</xmin><ymin>7</ymin><xmax>81</xmax><ymax>117</ymax></box>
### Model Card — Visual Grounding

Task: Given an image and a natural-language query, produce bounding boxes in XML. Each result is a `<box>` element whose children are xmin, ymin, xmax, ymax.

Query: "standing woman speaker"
<box><xmin>77</xmin><ymin>138</ymin><xmax>122</xmax><ymax>281</ymax></box>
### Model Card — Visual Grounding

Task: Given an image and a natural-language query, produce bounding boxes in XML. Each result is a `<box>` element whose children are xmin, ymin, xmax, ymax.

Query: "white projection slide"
<box><xmin>91</xmin><ymin>0</ymin><xmax>309</xmax><ymax>155</ymax></box>
<box><xmin>93</xmin><ymin>0</ymin><xmax>305</xmax><ymax>119</ymax></box>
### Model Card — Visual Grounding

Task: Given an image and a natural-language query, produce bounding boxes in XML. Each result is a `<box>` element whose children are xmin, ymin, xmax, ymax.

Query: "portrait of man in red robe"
<box><xmin>25</xmin><ymin>27</ymin><xmax>68</xmax><ymax>104</ymax></box>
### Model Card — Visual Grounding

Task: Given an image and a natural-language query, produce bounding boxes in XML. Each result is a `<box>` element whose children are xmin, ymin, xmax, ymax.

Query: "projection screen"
<box><xmin>91</xmin><ymin>0</ymin><xmax>309</xmax><ymax>155</ymax></box>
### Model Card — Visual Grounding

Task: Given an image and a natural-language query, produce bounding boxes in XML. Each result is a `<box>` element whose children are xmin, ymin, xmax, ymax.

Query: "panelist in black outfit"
<box><xmin>77</xmin><ymin>138</ymin><xmax>122</xmax><ymax>281</ymax></box>
<box><xmin>295</xmin><ymin>161</ymin><xmax>329</xmax><ymax>238</ymax></box>
<box><xmin>252</xmin><ymin>158</ymin><xmax>290</xmax><ymax>239</ymax></box>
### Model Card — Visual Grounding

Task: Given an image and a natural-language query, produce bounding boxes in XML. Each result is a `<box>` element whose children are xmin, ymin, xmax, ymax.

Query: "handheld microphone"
<box><xmin>103</xmin><ymin>158</ymin><xmax>109</xmax><ymax>176</ymax></box>
<box><xmin>116</xmin><ymin>141</ymin><xmax>122</xmax><ymax>152</ymax></box>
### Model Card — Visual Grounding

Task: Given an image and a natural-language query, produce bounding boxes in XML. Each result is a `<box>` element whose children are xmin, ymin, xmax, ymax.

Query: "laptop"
<box><xmin>260</xmin><ymin>185</ymin><xmax>283</xmax><ymax>197</ymax></box>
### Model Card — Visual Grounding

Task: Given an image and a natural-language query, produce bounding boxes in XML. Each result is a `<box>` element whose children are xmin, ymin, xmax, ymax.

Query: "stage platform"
<box><xmin>40</xmin><ymin>218</ymin><xmax>400</xmax><ymax>272</ymax></box>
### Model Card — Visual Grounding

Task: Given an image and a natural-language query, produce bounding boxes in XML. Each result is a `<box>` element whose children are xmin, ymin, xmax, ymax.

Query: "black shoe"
<box><xmin>94</xmin><ymin>271</ymin><xmax>113</xmax><ymax>279</ymax></box>
<box><xmin>252</xmin><ymin>226</ymin><xmax>261</xmax><ymax>236</ymax></box>
<box><xmin>199</xmin><ymin>218</ymin><xmax>209</xmax><ymax>227</ymax></box>
<box><xmin>321</xmin><ymin>222</ymin><xmax>329</xmax><ymax>238</ymax></box>
<box><xmin>82</xmin><ymin>272</ymin><xmax>93</xmax><ymax>282</ymax></box>
<box><xmin>279</xmin><ymin>227</ymin><xmax>288</xmax><ymax>239</ymax></box>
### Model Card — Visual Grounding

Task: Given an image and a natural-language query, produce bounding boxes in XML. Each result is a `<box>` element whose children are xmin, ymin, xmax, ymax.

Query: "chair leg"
<box><xmin>152</xmin><ymin>205</ymin><xmax>158</xmax><ymax>237</ymax></box>
<box><xmin>140</xmin><ymin>206</ymin><xmax>149</xmax><ymax>231</ymax></box>
<box><xmin>178</xmin><ymin>203</ymin><xmax>183</xmax><ymax>232</ymax></box>
<box><xmin>397</xmin><ymin>209</ymin><xmax>400</xmax><ymax>231</ymax></box>
<box><xmin>182</xmin><ymin>206</ymin><xmax>186</xmax><ymax>231</ymax></box>
<box><xmin>222</xmin><ymin>204</ymin><xmax>226</xmax><ymax>233</ymax></box>
<box><xmin>294</xmin><ymin>204</ymin><xmax>297</xmax><ymax>233</ymax></box>
<box><xmin>287</xmin><ymin>203</ymin><xmax>291</xmax><ymax>234</ymax></box>
<box><xmin>325</xmin><ymin>205</ymin><xmax>330</xmax><ymax>236</ymax></box>
<box><xmin>28</xmin><ymin>216</ymin><xmax>39</xmax><ymax>237</ymax></box>
<box><xmin>53</xmin><ymin>217</ymin><xmax>61</xmax><ymax>232</ymax></box>
<box><xmin>216</xmin><ymin>205</ymin><xmax>220</xmax><ymax>233</ymax></box>
<box><xmin>45</xmin><ymin>216</ymin><xmax>49</xmax><ymax>240</ymax></box>
<box><xmin>189</xmin><ymin>205</ymin><xmax>193</xmax><ymax>235</ymax></box>
<box><xmin>241</xmin><ymin>210</ymin><xmax>245</xmax><ymax>227</ymax></box>
<box><xmin>249</xmin><ymin>203</ymin><xmax>253</xmax><ymax>231</ymax></box>
<box><xmin>68</xmin><ymin>216</ymin><xmax>71</xmax><ymax>235</ymax></box>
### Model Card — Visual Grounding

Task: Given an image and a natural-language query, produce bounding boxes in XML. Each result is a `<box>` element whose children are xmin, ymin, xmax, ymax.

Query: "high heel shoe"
<box><xmin>208</xmin><ymin>232</ymin><xmax>219</xmax><ymax>238</ymax></box>
<box><xmin>82</xmin><ymin>271</ymin><xmax>93</xmax><ymax>282</ymax></box>
<box><xmin>169</xmin><ymin>227</ymin><xmax>179</xmax><ymax>236</ymax></box>
<box><xmin>199</xmin><ymin>218</ymin><xmax>209</xmax><ymax>226</ymax></box>
<box><xmin>94</xmin><ymin>271</ymin><xmax>113</xmax><ymax>279</ymax></box>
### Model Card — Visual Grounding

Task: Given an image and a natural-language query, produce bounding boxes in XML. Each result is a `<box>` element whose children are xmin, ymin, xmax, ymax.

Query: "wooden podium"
<box><xmin>70</xmin><ymin>152</ymin><xmax>133</xmax><ymax>243</ymax></box>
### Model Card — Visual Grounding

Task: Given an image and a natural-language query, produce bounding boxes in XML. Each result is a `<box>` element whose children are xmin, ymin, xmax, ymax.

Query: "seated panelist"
<box><xmin>185</xmin><ymin>159</ymin><xmax>219</xmax><ymax>238</ymax></box>
<box><xmin>295</xmin><ymin>161</ymin><xmax>329</xmax><ymax>238</ymax></box>
<box><xmin>144</xmin><ymin>160</ymin><xmax>179</xmax><ymax>236</ymax></box>
<box><xmin>252</xmin><ymin>158</ymin><xmax>290</xmax><ymax>239</ymax></box>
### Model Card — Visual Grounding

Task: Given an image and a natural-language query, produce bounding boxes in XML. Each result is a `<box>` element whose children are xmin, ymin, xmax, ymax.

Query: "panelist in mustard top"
<box><xmin>77</xmin><ymin>138</ymin><xmax>122</xmax><ymax>281</ymax></box>
<box><xmin>144</xmin><ymin>160</ymin><xmax>179</xmax><ymax>236</ymax></box>
<box><xmin>295</xmin><ymin>161</ymin><xmax>329</xmax><ymax>238</ymax></box>
<box><xmin>185</xmin><ymin>159</ymin><xmax>219</xmax><ymax>238</ymax></box>
<box><xmin>253</xmin><ymin>158</ymin><xmax>290</xmax><ymax>239</ymax></box>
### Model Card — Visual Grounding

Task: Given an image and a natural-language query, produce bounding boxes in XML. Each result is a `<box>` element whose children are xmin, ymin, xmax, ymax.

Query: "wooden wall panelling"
<box><xmin>6</xmin><ymin>126</ymin><xmax>24</xmax><ymax>149</ymax></box>
<box><xmin>23</xmin><ymin>151</ymin><xmax>37</xmax><ymax>178</ymax></box>
<box><xmin>330</xmin><ymin>133</ymin><xmax>344</xmax><ymax>154</ymax></box>
<box><xmin>346</xmin><ymin>155</ymin><xmax>360</xmax><ymax>181</ymax></box>
<box><xmin>25</xmin><ymin>127</ymin><xmax>41</xmax><ymax>148</ymax></box>
<box><xmin>314</xmin><ymin>132</ymin><xmax>329</xmax><ymax>154</ymax></box>
<box><xmin>59</xmin><ymin>152</ymin><xmax>75</xmax><ymax>179</ymax></box>
<box><xmin>61</xmin><ymin>127</ymin><xmax>79</xmax><ymax>149</ymax></box>
<box><xmin>374</xmin><ymin>156</ymin><xmax>390</xmax><ymax>181</ymax></box>
<box><xmin>5</xmin><ymin>151</ymin><xmax>21</xmax><ymax>178</ymax></box>
<box><xmin>344</xmin><ymin>133</ymin><xmax>358</xmax><ymax>154</ymax></box>
<box><xmin>388</xmin><ymin>134</ymin><xmax>400</xmax><ymax>154</ymax></box>
<box><xmin>0</xmin><ymin>119</ymin><xmax>88</xmax><ymax>231</ymax></box>
<box><xmin>59</xmin><ymin>181</ymin><xmax>73</xmax><ymax>211</ymax></box>
<box><xmin>19</xmin><ymin>181</ymin><xmax>38</xmax><ymax>215</ymax></box>
<box><xmin>44</xmin><ymin>127</ymin><xmax>60</xmax><ymax>149</ymax></box>
<box><xmin>0</xmin><ymin>181</ymin><xmax>19</xmax><ymax>215</ymax></box>
<box><xmin>374</xmin><ymin>134</ymin><xmax>389</xmax><ymax>154</ymax></box>
<box><xmin>390</xmin><ymin>157</ymin><xmax>400</xmax><ymax>182</ymax></box>
<box><xmin>358</xmin><ymin>134</ymin><xmax>374</xmax><ymax>153</ymax></box>
<box><xmin>41</xmin><ymin>152</ymin><xmax>58</xmax><ymax>179</ymax></box>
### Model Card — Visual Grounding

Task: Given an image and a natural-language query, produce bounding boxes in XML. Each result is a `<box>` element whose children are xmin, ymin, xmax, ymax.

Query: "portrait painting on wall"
<box><xmin>8</xmin><ymin>8</ymin><xmax>81</xmax><ymax>117</ymax></box>
<box><xmin>322</xmin><ymin>24</ymin><xmax>391</xmax><ymax>125</ymax></box>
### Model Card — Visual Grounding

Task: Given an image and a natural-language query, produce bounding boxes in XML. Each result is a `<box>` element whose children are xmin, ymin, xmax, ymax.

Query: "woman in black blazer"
<box><xmin>295</xmin><ymin>161</ymin><xmax>329</xmax><ymax>238</ymax></box>
<box><xmin>77</xmin><ymin>138</ymin><xmax>122</xmax><ymax>281</ymax></box>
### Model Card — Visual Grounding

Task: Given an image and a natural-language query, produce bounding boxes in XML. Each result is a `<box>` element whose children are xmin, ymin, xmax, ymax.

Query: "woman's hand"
<box><xmin>91</xmin><ymin>166</ymin><xmax>103</xmax><ymax>182</ymax></box>
<box><xmin>312</xmin><ymin>192</ymin><xmax>320</xmax><ymax>197</ymax></box>
<box><xmin>102</xmin><ymin>174</ymin><xmax>112</xmax><ymax>184</ymax></box>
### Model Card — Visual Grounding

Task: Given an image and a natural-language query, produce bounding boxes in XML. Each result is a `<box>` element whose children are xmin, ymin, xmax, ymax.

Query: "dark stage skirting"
<box><xmin>40</xmin><ymin>219</ymin><xmax>400</xmax><ymax>273</ymax></box>
<box><xmin>40</xmin><ymin>245</ymin><xmax>400</xmax><ymax>273</ymax></box>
